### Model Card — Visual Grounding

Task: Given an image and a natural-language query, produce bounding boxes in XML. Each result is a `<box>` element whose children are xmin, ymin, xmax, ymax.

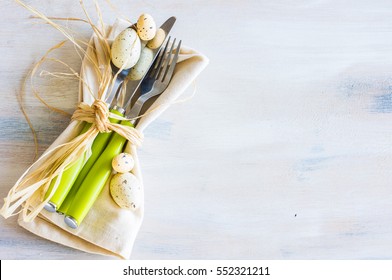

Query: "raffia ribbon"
<box><xmin>72</xmin><ymin>99</ymin><xmax>144</xmax><ymax>146</ymax></box>
<box><xmin>73</xmin><ymin>99</ymin><xmax>111</xmax><ymax>133</ymax></box>
<box><xmin>72</xmin><ymin>98</ymin><xmax>144</xmax><ymax>145</ymax></box>
<box><xmin>0</xmin><ymin>99</ymin><xmax>143</xmax><ymax>222</ymax></box>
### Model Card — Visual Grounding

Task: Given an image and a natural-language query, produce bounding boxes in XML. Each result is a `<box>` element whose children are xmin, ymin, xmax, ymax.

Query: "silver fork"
<box><xmin>126</xmin><ymin>37</ymin><xmax>182</xmax><ymax>123</ymax></box>
<box><xmin>63</xmin><ymin>38</ymin><xmax>182</xmax><ymax>229</ymax></box>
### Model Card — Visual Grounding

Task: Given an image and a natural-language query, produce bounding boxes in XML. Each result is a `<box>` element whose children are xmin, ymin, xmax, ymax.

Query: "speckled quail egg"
<box><xmin>112</xmin><ymin>152</ymin><xmax>135</xmax><ymax>173</ymax></box>
<box><xmin>110</xmin><ymin>173</ymin><xmax>142</xmax><ymax>210</ymax></box>
<box><xmin>147</xmin><ymin>28</ymin><xmax>165</xmax><ymax>49</ymax></box>
<box><xmin>128</xmin><ymin>47</ymin><xmax>154</xmax><ymax>80</ymax></box>
<box><xmin>137</xmin><ymin>13</ymin><xmax>156</xmax><ymax>41</ymax></box>
<box><xmin>111</xmin><ymin>28</ymin><xmax>141</xmax><ymax>69</ymax></box>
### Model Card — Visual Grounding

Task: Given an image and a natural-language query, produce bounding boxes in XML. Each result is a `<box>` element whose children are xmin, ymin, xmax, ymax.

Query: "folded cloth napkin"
<box><xmin>17</xmin><ymin>18</ymin><xmax>209</xmax><ymax>259</ymax></box>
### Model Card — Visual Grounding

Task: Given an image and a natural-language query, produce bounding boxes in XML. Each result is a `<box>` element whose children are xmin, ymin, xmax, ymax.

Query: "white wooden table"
<box><xmin>1</xmin><ymin>0</ymin><xmax>392</xmax><ymax>259</ymax></box>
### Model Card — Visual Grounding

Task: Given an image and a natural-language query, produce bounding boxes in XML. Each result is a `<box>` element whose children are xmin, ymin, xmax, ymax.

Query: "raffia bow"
<box><xmin>72</xmin><ymin>98</ymin><xmax>144</xmax><ymax>145</ymax></box>
<box><xmin>0</xmin><ymin>99</ymin><xmax>143</xmax><ymax>222</ymax></box>
<box><xmin>73</xmin><ymin>99</ymin><xmax>111</xmax><ymax>132</ymax></box>
<box><xmin>72</xmin><ymin>99</ymin><xmax>143</xmax><ymax>145</ymax></box>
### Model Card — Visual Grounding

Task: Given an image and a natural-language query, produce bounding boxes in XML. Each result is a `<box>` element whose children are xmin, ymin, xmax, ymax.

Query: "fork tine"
<box><xmin>126</xmin><ymin>38</ymin><xmax>181</xmax><ymax>120</ymax></box>
<box><xmin>162</xmin><ymin>39</ymin><xmax>181</xmax><ymax>83</ymax></box>
<box><xmin>150</xmin><ymin>36</ymin><xmax>171</xmax><ymax>79</ymax></box>
<box><xmin>158</xmin><ymin>38</ymin><xmax>176</xmax><ymax>81</ymax></box>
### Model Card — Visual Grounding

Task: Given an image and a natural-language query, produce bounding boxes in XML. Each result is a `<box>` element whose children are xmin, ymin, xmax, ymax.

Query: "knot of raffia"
<box><xmin>71</xmin><ymin>99</ymin><xmax>143</xmax><ymax>146</ymax></box>
<box><xmin>72</xmin><ymin>99</ymin><xmax>110</xmax><ymax>132</ymax></box>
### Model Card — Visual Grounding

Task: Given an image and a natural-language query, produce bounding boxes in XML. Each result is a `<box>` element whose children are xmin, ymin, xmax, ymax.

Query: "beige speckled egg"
<box><xmin>137</xmin><ymin>13</ymin><xmax>156</xmax><ymax>41</ymax></box>
<box><xmin>128</xmin><ymin>47</ymin><xmax>154</xmax><ymax>80</ymax></box>
<box><xmin>111</xmin><ymin>28</ymin><xmax>141</xmax><ymax>69</ymax></box>
<box><xmin>110</xmin><ymin>173</ymin><xmax>142</xmax><ymax>210</ymax></box>
<box><xmin>112</xmin><ymin>153</ymin><xmax>135</xmax><ymax>173</ymax></box>
<box><xmin>147</xmin><ymin>28</ymin><xmax>165</xmax><ymax>49</ymax></box>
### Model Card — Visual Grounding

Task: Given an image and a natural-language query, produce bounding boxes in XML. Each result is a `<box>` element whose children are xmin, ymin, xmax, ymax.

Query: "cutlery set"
<box><xmin>42</xmin><ymin>15</ymin><xmax>182</xmax><ymax>229</ymax></box>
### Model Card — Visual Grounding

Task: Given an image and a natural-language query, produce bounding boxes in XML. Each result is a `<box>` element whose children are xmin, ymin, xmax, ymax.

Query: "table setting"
<box><xmin>0</xmin><ymin>0</ymin><xmax>208</xmax><ymax>259</ymax></box>
<box><xmin>2</xmin><ymin>0</ymin><xmax>392</xmax><ymax>261</ymax></box>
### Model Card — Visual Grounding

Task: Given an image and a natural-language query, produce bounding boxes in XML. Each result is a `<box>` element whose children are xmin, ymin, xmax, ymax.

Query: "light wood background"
<box><xmin>1</xmin><ymin>0</ymin><xmax>392</xmax><ymax>259</ymax></box>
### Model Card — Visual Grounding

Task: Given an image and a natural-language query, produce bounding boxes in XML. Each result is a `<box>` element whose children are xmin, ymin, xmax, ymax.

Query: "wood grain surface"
<box><xmin>1</xmin><ymin>0</ymin><xmax>392</xmax><ymax>259</ymax></box>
